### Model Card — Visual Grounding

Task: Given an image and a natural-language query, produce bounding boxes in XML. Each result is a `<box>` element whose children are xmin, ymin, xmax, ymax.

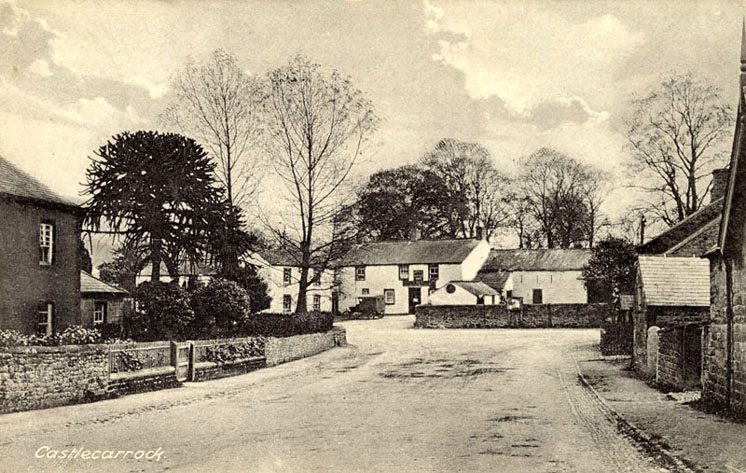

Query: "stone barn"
<box><xmin>633</xmin><ymin>256</ymin><xmax>710</xmax><ymax>383</ymax></box>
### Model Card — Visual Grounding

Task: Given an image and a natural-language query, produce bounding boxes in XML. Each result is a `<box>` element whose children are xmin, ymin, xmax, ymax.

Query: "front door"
<box><xmin>408</xmin><ymin>288</ymin><xmax>421</xmax><ymax>314</ymax></box>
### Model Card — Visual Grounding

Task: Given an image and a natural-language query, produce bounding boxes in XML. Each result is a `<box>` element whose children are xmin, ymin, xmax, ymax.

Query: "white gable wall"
<box><xmin>509</xmin><ymin>270</ymin><xmax>587</xmax><ymax>304</ymax></box>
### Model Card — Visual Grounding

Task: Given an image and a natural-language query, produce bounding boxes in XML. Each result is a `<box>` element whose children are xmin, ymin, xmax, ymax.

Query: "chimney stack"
<box><xmin>409</xmin><ymin>227</ymin><xmax>422</xmax><ymax>241</ymax></box>
<box><xmin>711</xmin><ymin>168</ymin><xmax>730</xmax><ymax>203</ymax></box>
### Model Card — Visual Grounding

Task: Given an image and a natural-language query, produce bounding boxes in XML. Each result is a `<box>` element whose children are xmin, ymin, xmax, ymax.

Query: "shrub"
<box><xmin>218</xmin><ymin>264</ymin><xmax>271</xmax><ymax>313</ymax></box>
<box><xmin>204</xmin><ymin>338</ymin><xmax>265</xmax><ymax>364</ymax></box>
<box><xmin>131</xmin><ymin>281</ymin><xmax>195</xmax><ymax>340</ymax></box>
<box><xmin>191</xmin><ymin>278</ymin><xmax>251</xmax><ymax>337</ymax></box>
<box><xmin>0</xmin><ymin>326</ymin><xmax>103</xmax><ymax>347</ymax></box>
<box><xmin>0</xmin><ymin>330</ymin><xmax>40</xmax><ymax>347</ymax></box>
<box><xmin>56</xmin><ymin>326</ymin><xmax>102</xmax><ymax>345</ymax></box>
<box><xmin>242</xmin><ymin>311</ymin><xmax>334</xmax><ymax>338</ymax></box>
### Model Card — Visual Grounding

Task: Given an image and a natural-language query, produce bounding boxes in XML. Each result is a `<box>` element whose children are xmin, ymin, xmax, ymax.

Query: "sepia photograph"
<box><xmin>1</xmin><ymin>1</ymin><xmax>746</xmax><ymax>471</ymax></box>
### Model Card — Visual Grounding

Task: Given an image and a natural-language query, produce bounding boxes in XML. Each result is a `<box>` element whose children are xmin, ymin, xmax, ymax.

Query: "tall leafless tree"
<box><xmin>161</xmin><ymin>49</ymin><xmax>263</xmax><ymax>212</ymax></box>
<box><xmin>421</xmin><ymin>138</ymin><xmax>511</xmax><ymax>240</ymax></box>
<box><xmin>263</xmin><ymin>55</ymin><xmax>377</xmax><ymax>314</ymax></box>
<box><xmin>625</xmin><ymin>72</ymin><xmax>733</xmax><ymax>226</ymax></box>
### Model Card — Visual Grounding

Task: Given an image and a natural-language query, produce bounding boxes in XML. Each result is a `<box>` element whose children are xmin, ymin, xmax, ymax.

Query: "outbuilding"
<box><xmin>429</xmin><ymin>281</ymin><xmax>500</xmax><ymax>306</ymax></box>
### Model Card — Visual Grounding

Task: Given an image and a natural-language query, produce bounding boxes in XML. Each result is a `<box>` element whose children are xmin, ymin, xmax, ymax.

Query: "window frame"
<box><xmin>398</xmin><ymin>264</ymin><xmax>409</xmax><ymax>280</ymax></box>
<box><xmin>355</xmin><ymin>266</ymin><xmax>366</xmax><ymax>281</ymax></box>
<box><xmin>384</xmin><ymin>289</ymin><xmax>395</xmax><ymax>305</ymax></box>
<box><xmin>312</xmin><ymin>294</ymin><xmax>321</xmax><ymax>311</ymax></box>
<box><xmin>361</xmin><ymin>288</ymin><xmax>370</xmax><ymax>296</ymax></box>
<box><xmin>413</xmin><ymin>269</ymin><xmax>424</xmax><ymax>282</ymax></box>
<box><xmin>283</xmin><ymin>267</ymin><xmax>292</xmax><ymax>285</ymax></box>
<box><xmin>39</xmin><ymin>222</ymin><xmax>54</xmax><ymax>265</ymax></box>
<box><xmin>38</xmin><ymin>302</ymin><xmax>53</xmax><ymax>336</ymax></box>
<box><xmin>428</xmin><ymin>264</ymin><xmax>439</xmax><ymax>281</ymax></box>
<box><xmin>282</xmin><ymin>294</ymin><xmax>292</xmax><ymax>313</ymax></box>
<box><xmin>93</xmin><ymin>301</ymin><xmax>107</xmax><ymax>325</ymax></box>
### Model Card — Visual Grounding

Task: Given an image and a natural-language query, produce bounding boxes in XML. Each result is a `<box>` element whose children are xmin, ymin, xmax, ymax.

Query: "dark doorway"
<box><xmin>532</xmin><ymin>289</ymin><xmax>543</xmax><ymax>304</ymax></box>
<box><xmin>408</xmin><ymin>288</ymin><xmax>421</xmax><ymax>314</ymax></box>
<box><xmin>331</xmin><ymin>291</ymin><xmax>339</xmax><ymax>316</ymax></box>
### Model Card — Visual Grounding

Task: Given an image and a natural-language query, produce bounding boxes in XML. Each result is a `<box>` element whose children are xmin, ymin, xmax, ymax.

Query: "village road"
<box><xmin>0</xmin><ymin>317</ymin><xmax>664</xmax><ymax>473</ymax></box>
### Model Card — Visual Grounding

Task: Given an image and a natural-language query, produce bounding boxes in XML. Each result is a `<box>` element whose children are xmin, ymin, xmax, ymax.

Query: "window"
<box><xmin>38</xmin><ymin>302</ymin><xmax>53</xmax><ymax>336</ymax></box>
<box><xmin>93</xmin><ymin>302</ymin><xmax>107</xmax><ymax>325</ymax></box>
<box><xmin>506</xmin><ymin>290</ymin><xmax>513</xmax><ymax>299</ymax></box>
<box><xmin>313</xmin><ymin>295</ymin><xmax>321</xmax><ymax>311</ymax></box>
<box><xmin>399</xmin><ymin>264</ymin><xmax>409</xmax><ymax>280</ymax></box>
<box><xmin>413</xmin><ymin>270</ymin><xmax>424</xmax><ymax>282</ymax></box>
<box><xmin>39</xmin><ymin>222</ymin><xmax>54</xmax><ymax>264</ymax></box>
<box><xmin>429</xmin><ymin>264</ymin><xmax>439</xmax><ymax>281</ymax></box>
<box><xmin>532</xmin><ymin>289</ymin><xmax>543</xmax><ymax>304</ymax></box>
<box><xmin>312</xmin><ymin>268</ymin><xmax>320</xmax><ymax>286</ymax></box>
<box><xmin>283</xmin><ymin>295</ymin><xmax>292</xmax><ymax>313</ymax></box>
<box><xmin>356</xmin><ymin>266</ymin><xmax>366</xmax><ymax>281</ymax></box>
<box><xmin>362</xmin><ymin>288</ymin><xmax>370</xmax><ymax>295</ymax></box>
<box><xmin>384</xmin><ymin>289</ymin><xmax>395</xmax><ymax>305</ymax></box>
<box><xmin>283</xmin><ymin>268</ymin><xmax>292</xmax><ymax>285</ymax></box>
<box><xmin>477</xmin><ymin>296</ymin><xmax>485</xmax><ymax>305</ymax></box>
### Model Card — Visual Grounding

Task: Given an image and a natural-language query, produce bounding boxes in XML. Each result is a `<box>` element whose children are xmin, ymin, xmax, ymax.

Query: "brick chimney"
<box><xmin>711</xmin><ymin>168</ymin><xmax>730</xmax><ymax>203</ymax></box>
<box><xmin>409</xmin><ymin>227</ymin><xmax>422</xmax><ymax>241</ymax></box>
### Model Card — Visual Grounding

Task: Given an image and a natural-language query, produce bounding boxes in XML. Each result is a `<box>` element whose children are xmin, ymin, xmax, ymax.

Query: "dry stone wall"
<box><xmin>414</xmin><ymin>304</ymin><xmax>607</xmax><ymax>329</ymax></box>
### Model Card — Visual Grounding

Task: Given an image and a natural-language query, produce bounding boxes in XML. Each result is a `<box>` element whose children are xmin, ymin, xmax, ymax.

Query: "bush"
<box><xmin>0</xmin><ymin>326</ymin><xmax>104</xmax><ymax>347</ymax></box>
<box><xmin>242</xmin><ymin>311</ymin><xmax>334</xmax><ymax>338</ymax></box>
<box><xmin>191</xmin><ymin>278</ymin><xmax>251</xmax><ymax>337</ymax></box>
<box><xmin>204</xmin><ymin>338</ymin><xmax>265</xmax><ymax>364</ymax></box>
<box><xmin>56</xmin><ymin>326</ymin><xmax>103</xmax><ymax>345</ymax></box>
<box><xmin>218</xmin><ymin>264</ymin><xmax>271</xmax><ymax>313</ymax></box>
<box><xmin>130</xmin><ymin>281</ymin><xmax>195</xmax><ymax>340</ymax></box>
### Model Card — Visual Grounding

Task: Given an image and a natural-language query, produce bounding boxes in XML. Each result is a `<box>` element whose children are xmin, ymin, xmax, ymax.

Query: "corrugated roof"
<box><xmin>0</xmin><ymin>155</ymin><xmax>77</xmax><ymax>207</ymax></box>
<box><xmin>81</xmin><ymin>271</ymin><xmax>128</xmax><ymax>294</ymax></box>
<box><xmin>480</xmin><ymin>249</ymin><xmax>591</xmax><ymax>272</ymax></box>
<box><xmin>343</xmin><ymin>239</ymin><xmax>482</xmax><ymax>266</ymax></box>
<box><xmin>638</xmin><ymin>256</ymin><xmax>710</xmax><ymax>307</ymax></box>
<box><xmin>451</xmin><ymin>281</ymin><xmax>499</xmax><ymax>297</ymax></box>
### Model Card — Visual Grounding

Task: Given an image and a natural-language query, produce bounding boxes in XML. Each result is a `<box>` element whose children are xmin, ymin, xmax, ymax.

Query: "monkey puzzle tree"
<box><xmin>84</xmin><ymin>131</ymin><xmax>227</xmax><ymax>282</ymax></box>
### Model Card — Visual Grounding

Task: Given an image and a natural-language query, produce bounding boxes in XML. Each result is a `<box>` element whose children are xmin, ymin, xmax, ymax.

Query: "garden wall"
<box><xmin>414</xmin><ymin>304</ymin><xmax>607</xmax><ymax>329</ymax></box>
<box><xmin>657</xmin><ymin>325</ymin><xmax>703</xmax><ymax>391</ymax></box>
<box><xmin>0</xmin><ymin>344</ymin><xmax>109</xmax><ymax>414</ymax></box>
<box><xmin>266</xmin><ymin>327</ymin><xmax>347</xmax><ymax>366</ymax></box>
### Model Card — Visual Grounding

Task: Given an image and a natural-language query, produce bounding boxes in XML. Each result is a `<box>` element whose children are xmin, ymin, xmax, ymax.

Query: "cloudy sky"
<box><xmin>1</xmin><ymin>0</ymin><xmax>744</xmax><ymax>225</ymax></box>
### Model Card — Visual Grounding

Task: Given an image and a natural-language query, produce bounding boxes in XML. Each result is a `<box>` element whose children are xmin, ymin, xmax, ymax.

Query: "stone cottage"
<box><xmin>702</xmin><ymin>29</ymin><xmax>746</xmax><ymax>414</ymax></box>
<box><xmin>80</xmin><ymin>271</ymin><xmax>132</xmax><ymax>327</ymax></box>
<box><xmin>0</xmin><ymin>155</ymin><xmax>83</xmax><ymax>335</ymax></box>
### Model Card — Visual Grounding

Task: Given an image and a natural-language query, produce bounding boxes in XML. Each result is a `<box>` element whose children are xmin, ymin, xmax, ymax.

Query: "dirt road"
<box><xmin>0</xmin><ymin>317</ymin><xmax>666</xmax><ymax>472</ymax></box>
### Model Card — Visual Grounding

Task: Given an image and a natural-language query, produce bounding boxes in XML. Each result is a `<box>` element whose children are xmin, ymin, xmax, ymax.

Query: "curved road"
<box><xmin>0</xmin><ymin>316</ymin><xmax>664</xmax><ymax>472</ymax></box>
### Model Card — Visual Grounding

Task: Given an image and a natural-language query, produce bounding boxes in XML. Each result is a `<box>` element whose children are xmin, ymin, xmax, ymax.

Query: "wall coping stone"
<box><xmin>109</xmin><ymin>365</ymin><xmax>175</xmax><ymax>381</ymax></box>
<box><xmin>0</xmin><ymin>343</ymin><xmax>110</xmax><ymax>354</ymax></box>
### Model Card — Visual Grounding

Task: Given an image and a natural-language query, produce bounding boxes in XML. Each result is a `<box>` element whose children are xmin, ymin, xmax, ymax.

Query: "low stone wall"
<box><xmin>265</xmin><ymin>327</ymin><xmax>347</xmax><ymax>366</ymax></box>
<box><xmin>0</xmin><ymin>344</ymin><xmax>109</xmax><ymax>413</ymax></box>
<box><xmin>108</xmin><ymin>366</ymin><xmax>181</xmax><ymax>396</ymax></box>
<box><xmin>414</xmin><ymin>304</ymin><xmax>607</xmax><ymax>329</ymax></box>
<box><xmin>192</xmin><ymin>357</ymin><xmax>266</xmax><ymax>382</ymax></box>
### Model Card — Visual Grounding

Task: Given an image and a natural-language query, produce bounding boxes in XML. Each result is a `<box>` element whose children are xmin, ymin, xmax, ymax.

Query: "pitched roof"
<box><xmin>637</xmin><ymin>256</ymin><xmax>710</xmax><ymax>307</ymax></box>
<box><xmin>474</xmin><ymin>270</ymin><xmax>511</xmax><ymax>291</ymax></box>
<box><xmin>480</xmin><ymin>248</ymin><xmax>591</xmax><ymax>272</ymax></box>
<box><xmin>638</xmin><ymin>198</ymin><xmax>722</xmax><ymax>256</ymax></box>
<box><xmin>81</xmin><ymin>271</ymin><xmax>128</xmax><ymax>295</ymax></box>
<box><xmin>0</xmin><ymin>155</ymin><xmax>78</xmax><ymax>208</ymax></box>
<box><xmin>256</xmin><ymin>248</ymin><xmax>326</xmax><ymax>267</ymax></box>
<box><xmin>452</xmin><ymin>281</ymin><xmax>499</xmax><ymax>297</ymax></box>
<box><xmin>138</xmin><ymin>260</ymin><xmax>217</xmax><ymax>277</ymax></box>
<box><xmin>343</xmin><ymin>239</ymin><xmax>483</xmax><ymax>266</ymax></box>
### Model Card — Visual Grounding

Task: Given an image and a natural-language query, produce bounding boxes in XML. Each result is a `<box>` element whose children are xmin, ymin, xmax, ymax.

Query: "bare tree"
<box><xmin>421</xmin><ymin>138</ymin><xmax>511</xmax><ymax>240</ymax></box>
<box><xmin>162</xmin><ymin>49</ymin><xmax>263</xmax><ymax>212</ymax></box>
<box><xmin>517</xmin><ymin>148</ymin><xmax>606</xmax><ymax>248</ymax></box>
<box><xmin>625</xmin><ymin>72</ymin><xmax>733</xmax><ymax>226</ymax></box>
<box><xmin>263</xmin><ymin>55</ymin><xmax>377</xmax><ymax>314</ymax></box>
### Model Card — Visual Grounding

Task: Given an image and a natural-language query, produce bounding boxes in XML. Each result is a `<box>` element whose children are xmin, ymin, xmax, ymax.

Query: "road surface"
<box><xmin>0</xmin><ymin>316</ymin><xmax>666</xmax><ymax>472</ymax></box>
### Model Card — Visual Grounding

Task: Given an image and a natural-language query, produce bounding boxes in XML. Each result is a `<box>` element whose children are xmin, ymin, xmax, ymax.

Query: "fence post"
<box><xmin>188</xmin><ymin>342</ymin><xmax>196</xmax><ymax>381</ymax></box>
<box><xmin>170</xmin><ymin>341</ymin><xmax>178</xmax><ymax>371</ymax></box>
<box><xmin>547</xmin><ymin>304</ymin><xmax>553</xmax><ymax>328</ymax></box>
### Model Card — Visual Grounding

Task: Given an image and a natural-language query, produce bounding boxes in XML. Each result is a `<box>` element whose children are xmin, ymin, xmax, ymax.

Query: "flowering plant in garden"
<box><xmin>0</xmin><ymin>326</ymin><xmax>113</xmax><ymax>347</ymax></box>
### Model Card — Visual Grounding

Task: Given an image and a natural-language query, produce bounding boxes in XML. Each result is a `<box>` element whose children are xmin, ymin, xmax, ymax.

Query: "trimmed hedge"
<box><xmin>242</xmin><ymin>312</ymin><xmax>334</xmax><ymax>338</ymax></box>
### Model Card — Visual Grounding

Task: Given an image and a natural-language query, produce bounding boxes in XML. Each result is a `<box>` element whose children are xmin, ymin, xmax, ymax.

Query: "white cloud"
<box><xmin>425</xmin><ymin>3</ymin><xmax>645</xmax><ymax>115</ymax></box>
<box><xmin>27</xmin><ymin>58</ymin><xmax>52</xmax><ymax>77</ymax></box>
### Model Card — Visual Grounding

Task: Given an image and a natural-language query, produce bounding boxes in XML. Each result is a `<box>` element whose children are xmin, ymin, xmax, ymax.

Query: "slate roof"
<box><xmin>80</xmin><ymin>271</ymin><xmax>128</xmax><ymax>295</ymax></box>
<box><xmin>474</xmin><ymin>270</ymin><xmax>511</xmax><ymax>291</ymax></box>
<box><xmin>637</xmin><ymin>256</ymin><xmax>710</xmax><ymax>307</ymax></box>
<box><xmin>638</xmin><ymin>198</ymin><xmax>722</xmax><ymax>256</ymax></box>
<box><xmin>138</xmin><ymin>261</ymin><xmax>217</xmax><ymax>277</ymax></box>
<box><xmin>480</xmin><ymin>249</ymin><xmax>591</xmax><ymax>272</ymax></box>
<box><xmin>255</xmin><ymin>248</ymin><xmax>327</xmax><ymax>267</ymax></box>
<box><xmin>343</xmin><ymin>239</ymin><xmax>482</xmax><ymax>266</ymax></box>
<box><xmin>450</xmin><ymin>281</ymin><xmax>499</xmax><ymax>297</ymax></box>
<box><xmin>0</xmin><ymin>155</ymin><xmax>78</xmax><ymax>208</ymax></box>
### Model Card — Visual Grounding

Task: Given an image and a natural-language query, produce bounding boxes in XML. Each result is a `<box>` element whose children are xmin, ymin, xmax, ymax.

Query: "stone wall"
<box><xmin>192</xmin><ymin>358</ymin><xmax>266</xmax><ymax>382</ymax></box>
<box><xmin>108</xmin><ymin>367</ymin><xmax>181</xmax><ymax>396</ymax></box>
<box><xmin>703</xmin><ymin>255</ymin><xmax>746</xmax><ymax>414</ymax></box>
<box><xmin>414</xmin><ymin>303</ymin><xmax>607</xmax><ymax>329</ymax></box>
<box><xmin>0</xmin><ymin>344</ymin><xmax>108</xmax><ymax>413</ymax></box>
<box><xmin>657</xmin><ymin>326</ymin><xmax>703</xmax><ymax>391</ymax></box>
<box><xmin>265</xmin><ymin>327</ymin><xmax>347</xmax><ymax>366</ymax></box>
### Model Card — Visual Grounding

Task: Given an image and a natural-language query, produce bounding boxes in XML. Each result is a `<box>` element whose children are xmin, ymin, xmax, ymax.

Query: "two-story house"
<box><xmin>0</xmin><ymin>156</ymin><xmax>83</xmax><ymax>335</ymax></box>
<box><xmin>338</xmin><ymin>236</ymin><xmax>491</xmax><ymax>315</ymax></box>
<box><xmin>248</xmin><ymin>249</ymin><xmax>335</xmax><ymax>314</ymax></box>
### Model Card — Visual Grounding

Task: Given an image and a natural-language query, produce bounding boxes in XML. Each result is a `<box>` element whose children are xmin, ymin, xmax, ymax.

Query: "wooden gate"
<box><xmin>600</xmin><ymin>312</ymin><xmax>633</xmax><ymax>356</ymax></box>
<box><xmin>171</xmin><ymin>342</ymin><xmax>193</xmax><ymax>382</ymax></box>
